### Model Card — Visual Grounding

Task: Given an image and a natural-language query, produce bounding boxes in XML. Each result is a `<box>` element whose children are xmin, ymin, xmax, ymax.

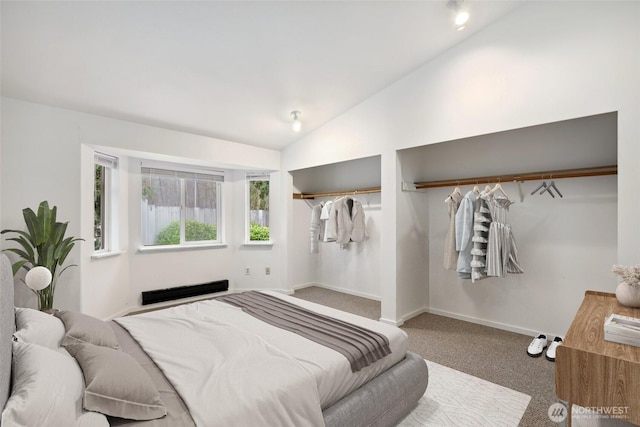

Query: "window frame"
<box><xmin>140</xmin><ymin>164</ymin><xmax>225</xmax><ymax>249</ymax></box>
<box><xmin>93</xmin><ymin>152</ymin><xmax>118</xmax><ymax>255</ymax></box>
<box><xmin>245</xmin><ymin>173</ymin><xmax>271</xmax><ymax>244</ymax></box>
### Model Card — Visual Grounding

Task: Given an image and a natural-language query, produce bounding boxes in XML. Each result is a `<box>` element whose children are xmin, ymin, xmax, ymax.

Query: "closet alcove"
<box><xmin>289</xmin><ymin>156</ymin><xmax>383</xmax><ymax>301</ymax></box>
<box><xmin>398</xmin><ymin>112</ymin><xmax>618</xmax><ymax>337</ymax></box>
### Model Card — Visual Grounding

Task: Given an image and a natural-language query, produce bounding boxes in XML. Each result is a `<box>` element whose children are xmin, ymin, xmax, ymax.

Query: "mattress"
<box><xmin>115</xmin><ymin>291</ymin><xmax>408</xmax><ymax>416</ymax></box>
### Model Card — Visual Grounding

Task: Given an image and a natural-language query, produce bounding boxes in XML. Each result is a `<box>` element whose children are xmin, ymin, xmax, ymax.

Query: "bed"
<box><xmin>0</xmin><ymin>253</ymin><xmax>428</xmax><ymax>427</ymax></box>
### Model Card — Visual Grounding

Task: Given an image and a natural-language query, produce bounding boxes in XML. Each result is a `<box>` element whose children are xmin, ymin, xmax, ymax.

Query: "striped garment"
<box><xmin>471</xmin><ymin>197</ymin><xmax>492</xmax><ymax>282</ymax></box>
<box><xmin>484</xmin><ymin>195</ymin><xmax>524</xmax><ymax>278</ymax></box>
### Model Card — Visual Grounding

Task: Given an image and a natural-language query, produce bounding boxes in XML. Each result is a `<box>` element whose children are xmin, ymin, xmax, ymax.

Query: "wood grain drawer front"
<box><xmin>555</xmin><ymin>291</ymin><xmax>640</xmax><ymax>425</ymax></box>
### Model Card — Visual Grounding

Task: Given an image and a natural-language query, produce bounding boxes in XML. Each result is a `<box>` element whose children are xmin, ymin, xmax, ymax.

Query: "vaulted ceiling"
<box><xmin>1</xmin><ymin>1</ymin><xmax>522</xmax><ymax>150</ymax></box>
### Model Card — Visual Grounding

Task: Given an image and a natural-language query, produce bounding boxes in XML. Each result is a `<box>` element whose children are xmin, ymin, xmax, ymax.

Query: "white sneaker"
<box><xmin>527</xmin><ymin>334</ymin><xmax>547</xmax><ymax>357</ymax></box>
<box><xmin>545</xmin><ymin>337</ymin><xmax>563</xmax><ymax>362</ymax></box>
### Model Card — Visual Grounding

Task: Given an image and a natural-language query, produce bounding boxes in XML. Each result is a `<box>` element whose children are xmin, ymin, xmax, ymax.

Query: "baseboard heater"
<box><xmin>141</xmin><ymin>280</ymin><xmax>229</xmax><ymax>305</ymax></box>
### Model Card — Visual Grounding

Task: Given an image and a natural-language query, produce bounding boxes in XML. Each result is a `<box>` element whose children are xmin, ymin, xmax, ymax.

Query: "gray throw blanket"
<box><xmin>217</xmin><ymin>291</ymin><xmax>391</xmax><ymax>372</ymax></box>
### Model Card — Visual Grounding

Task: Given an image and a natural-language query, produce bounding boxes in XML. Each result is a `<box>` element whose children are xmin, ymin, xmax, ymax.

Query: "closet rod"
<box><xmin>412</xmin><ymin>165</ymin><xmax>617</xmax><ymax>190</ymax></box>
<box><xmin>293</xmin><ymin>187</ymin><xmax>381</xmax><ymax>200</ymax></box>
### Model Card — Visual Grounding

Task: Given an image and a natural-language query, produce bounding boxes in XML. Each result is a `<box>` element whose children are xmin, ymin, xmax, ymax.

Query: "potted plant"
<box><xmin>1</xmin><ymin>201</ymin><xmax>82</xmax><ymax>311</ymax></box>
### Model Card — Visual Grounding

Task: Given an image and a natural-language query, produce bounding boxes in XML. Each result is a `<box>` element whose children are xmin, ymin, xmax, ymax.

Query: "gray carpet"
<box><xmin>293</xmin><ymin>286</ymin><xmax>557</xmax><ymax>427</ymax></box>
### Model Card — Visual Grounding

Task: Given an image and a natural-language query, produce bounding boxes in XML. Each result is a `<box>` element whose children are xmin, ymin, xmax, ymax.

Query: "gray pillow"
<box><xmin>54</xmin><ymin>310</ymin><xmax>121</xmax><ymax>349</ymax></box>
<box><xmin>66</xmin><ymin>342</ymin><xmax>167</xmax><ymax>421</ymax></box>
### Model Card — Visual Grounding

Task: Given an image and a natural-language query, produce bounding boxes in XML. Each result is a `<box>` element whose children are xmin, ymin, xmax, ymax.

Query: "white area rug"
<box><xmin>398</xmin><ymin>360</ymin><xmax>531</xmax><ymax>427</ymax></box>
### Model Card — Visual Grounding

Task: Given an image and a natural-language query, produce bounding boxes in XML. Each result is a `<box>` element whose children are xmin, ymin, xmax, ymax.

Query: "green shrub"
<box><xmin>156</xmin><ymin>220</ymin><xmax>217</xmax><ymax>245</ymax></box>
<box><xmin>250</xmin><ymin>222</ymin><xmax>270</xmax><ymax>241</ymax></box>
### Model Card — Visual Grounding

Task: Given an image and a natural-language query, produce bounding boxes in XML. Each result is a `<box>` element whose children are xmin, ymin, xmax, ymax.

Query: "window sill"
<box><xmin>91</xmin><ymin>251</ymin><xmax>125</xmax><ymax>260</ymax></box>
<box><xmin>241</xmin><ymin>241</ymin><xmax>274</xmax><ymax>248</ymax></box>
<box><xmin>138</xmin><ymin>243</ymin><xmax>228</xmax><ymax>254</ymax></box>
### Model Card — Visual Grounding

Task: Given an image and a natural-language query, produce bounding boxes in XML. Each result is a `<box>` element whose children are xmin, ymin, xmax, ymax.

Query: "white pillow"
<box><xmin>1</xmin><ymin>340</ymin><xmax>109</xmax><ymax>427</ymax></box>
<box><xmin>13</xmin><ymin>307</ymin><xmax>65</xmax><ymax>349</ymax></box>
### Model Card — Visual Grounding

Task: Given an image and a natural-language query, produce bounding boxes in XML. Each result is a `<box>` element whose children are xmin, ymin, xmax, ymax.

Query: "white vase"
<box><xmin>615</xmin><ymin>282</ymin><xmax>640</xmax><ymax>308</ymax></box>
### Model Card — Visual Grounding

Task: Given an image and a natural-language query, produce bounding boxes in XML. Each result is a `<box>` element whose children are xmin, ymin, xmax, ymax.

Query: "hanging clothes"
<box><xmin>455</xmin><ymin>191</ymin><xmax>477</xmax><ymax>279</ymax></box>
<box><xmin>309</xmin><ymin>204</ymin><xmax>324</xmax><ymax>253</ymax></box>
<box><xmin>315</xmin><ymin>196</ymin><xmax>367</xmax><ymax>251</ymax></box>
<box><xmin>335</xmin><ymin>197</ymin><xmax>353</xmax><ymax>244</ymax></box>
<box><xmin>484</xmin><ymin>195</ymin><xmax>524</xmax><ymax>277</ymax></box>
<box><xmin>470</xmin><ymin>197</ymin><xmax>492</xmax><ymax>282</ymax></box>
<box><xmin>444</xmin><ymin>191</ymin><xmax>464</xmax><ymax>270</ymax></box>
<box><xmin>349</xmin><ymin>199</ymin><xmax>367</xmax><ymax>243</ymax></box>
<box><xmin>334</xmin><ymin>196</ymin><xmax>367</xmax><ymax>245</ymax></box>
<box><xmin>320</xmin><ymin>200</ymin><xmax>334</xmax><ymax>242</ymax></box>
<box><xmin>325</xmin><ymin>197</ymin><xmax>342</xmax><ymax>243</ymax></box>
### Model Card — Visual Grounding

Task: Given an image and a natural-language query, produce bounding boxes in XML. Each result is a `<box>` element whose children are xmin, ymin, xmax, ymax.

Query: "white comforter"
<box><xmin>116</xmin><ymin>292</ymin><xmax>407</xmax><ymax>427</ymax></box>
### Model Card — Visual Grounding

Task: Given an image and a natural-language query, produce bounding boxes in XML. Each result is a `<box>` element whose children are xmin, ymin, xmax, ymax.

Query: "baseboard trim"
<box><xmin>379</xmin><ymin>317</ymin><xmax>404</xmax><ymax>327</ymax></box>
<box><xmin>294</xmin><ymin>282</ymin><xmax>381</xmax><ymax>302</ymax></box>
<box><xmin>424</xmin><ymin>307</ymin><xmax>540</xmax><ymax>337</ymax></box>
<box><xmin>401</xmin><ymin>307</ymin><xmax>428</xmax><ymax>323</ymax></box>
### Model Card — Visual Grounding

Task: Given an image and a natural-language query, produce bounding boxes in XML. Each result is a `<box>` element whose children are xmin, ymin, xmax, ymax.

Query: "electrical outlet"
<box><xmin>244</xmin><ymin>267</ymin><xmax>251</xmax><ymax>275</ymax></box>
<box><xmin>265</xmin><ymin>267</ymin><xmax>271</xmax><ymax>275</ymax></box>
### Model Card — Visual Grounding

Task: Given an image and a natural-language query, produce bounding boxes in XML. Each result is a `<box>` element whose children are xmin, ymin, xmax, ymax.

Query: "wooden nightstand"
<box><xmin>556</xmin><ymin>290</ymin><xmax>640</xmax><ymax>426</ymax></box>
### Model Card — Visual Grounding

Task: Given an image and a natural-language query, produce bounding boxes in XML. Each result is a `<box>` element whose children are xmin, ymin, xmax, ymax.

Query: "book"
<box><xmin>604</xmin><ymin>313</ymin><xmax>640</xmax><ymax>347</ymax></box>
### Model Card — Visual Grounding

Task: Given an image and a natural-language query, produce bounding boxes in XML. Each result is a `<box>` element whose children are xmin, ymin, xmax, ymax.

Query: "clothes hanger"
<box><xmin>476</xmin><ymin>184</ymin><xmax>492</xmax><ymax>199</ymax></box>
<box><xmin>491</xmin><ymin>182</ymin><xmax>510</xmax><ymax>200</ymax></box>
<box><xmin>547</xmin><ymin>180</ymin><xmax>563</xmax><ymax>198</ymax></box>
<box><xmin>531</xmin><ymin>176</ymin><xmax>547</xmax><ymax>195</ymax></box>
<box><xmin>538</xmin><ymin>175</ymin><xmax>562</xmax><ymax>198</ymax></box>
<box><xmin>444</xmin><ymin>185</ymin><xmax>463</xmax><ymax>202</ymax></box>
<box><xmin>541</xmin><ymin>185</ymin><xmax>555</xmax><ymax>198</ymax></box>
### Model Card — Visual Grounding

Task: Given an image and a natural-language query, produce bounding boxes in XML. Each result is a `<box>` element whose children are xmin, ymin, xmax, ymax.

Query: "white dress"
<box><xmin>485</xmin><ymin>195</ymin><xmax>524</xmax><ymax>278</ymax></box>
<box><xmin>444</xmin><ymin>191</ymin><xmax>463</xmax><ymax>270</ymax></box>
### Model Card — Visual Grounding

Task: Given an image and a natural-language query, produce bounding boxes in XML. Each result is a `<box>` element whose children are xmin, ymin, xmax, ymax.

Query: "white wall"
<box><xmin>1</xmin><ymin>97</ymin><xmax>282</xmax><ymax>318</ymax></box>
<box><xmin>282</xmin><ymin>2</ymin><xmax>640</xmax><ymax>330</ymax></box>
<box><xmin>427</xmin><ymin>176</ymin><xmax>617</xmax><ymax>337</ymax></box>
<box><xmin>288</xmin><ymin>156</ymin><xmax>384</xmax><ymax>300</ymax></box>
<box><xmin>292</xmin><ymin>193</ymin><xmax>383</xmax><ymax>300</ymax></box>
<box><xmin>1</xmin><ymin>99</ymin><xmax>84</xmax><ymax>311</ymax></box>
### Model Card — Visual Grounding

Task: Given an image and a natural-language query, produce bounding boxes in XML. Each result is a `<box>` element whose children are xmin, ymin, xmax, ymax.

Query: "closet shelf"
<box><xmin>293</xmin><ymin>187</ymin><xmax>381</xmax><ymax>200</ymax></box>
<box><xmin>410</xmin><ymin>165</ymin><xmax>617</xmax><ymax>190</ymax></box>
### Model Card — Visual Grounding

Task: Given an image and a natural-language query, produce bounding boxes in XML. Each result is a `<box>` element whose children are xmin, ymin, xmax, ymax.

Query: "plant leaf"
<box><xmin>6</xmin><ymin>236</ymin><xmax>35</xmax><ymax>261</ymax></box>
<box><xmin>51</xmin><ymin>222</ymin><xmax>68</xmax><ymax>246</ymax></box>
<box><xmin>57</xmin><ymin>237</ymin><xmax>81</xmax><ymax>265</ymax></box>
<box><xmin>22</xmin><ymin>207</ymin><xmax>44</xmax><ymax>246</ymax></box>
<box><xmin>4</xmin><ymin>248</ymin><xmax>33</xmax><ymax>263</ymax></box>
<box><xmin>40</xmin><ymin>245</ymin><xmax>56</xmax><ymax>271</ymax></box>
<box><xmin>11</xmin><ymin>260</ymin><xmax>28</xmax><ymax>276</ymax></box>
<box><xmin>1</xmin><ymin>229</ymin><xmax>36</xmax><ymax>247</ymax></box>
<box><xmin>38</xmin><ymin>201</ymin><xmax>52</xmax><ymax>242</ymax></box>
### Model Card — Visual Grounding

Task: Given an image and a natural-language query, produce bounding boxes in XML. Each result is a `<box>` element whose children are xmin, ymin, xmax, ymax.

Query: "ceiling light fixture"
<box><xmin>291</xmin><ymin>111</ymin><xmax>302</xmax><ymax>132</ymax></box>
<box><xmin>447</xmin><ymin>0</ymin><xmax>470</xmax><ymax>30</ymax></box>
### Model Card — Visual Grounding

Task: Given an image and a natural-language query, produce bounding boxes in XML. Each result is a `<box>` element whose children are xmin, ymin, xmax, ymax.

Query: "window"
<box><xmin>247</xmin><ymin>174</ymin><xmax>270</xmax><ymax>242</ymax></box>
<box><xmin>94</xmin><ymin>153</ymin><xmax>118</xmax><ymax>252</ymax></box>
<box><xmin>141</xmin><ymin>166</ymin><xmax>223</xmax><ymax>247</ymax></box>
